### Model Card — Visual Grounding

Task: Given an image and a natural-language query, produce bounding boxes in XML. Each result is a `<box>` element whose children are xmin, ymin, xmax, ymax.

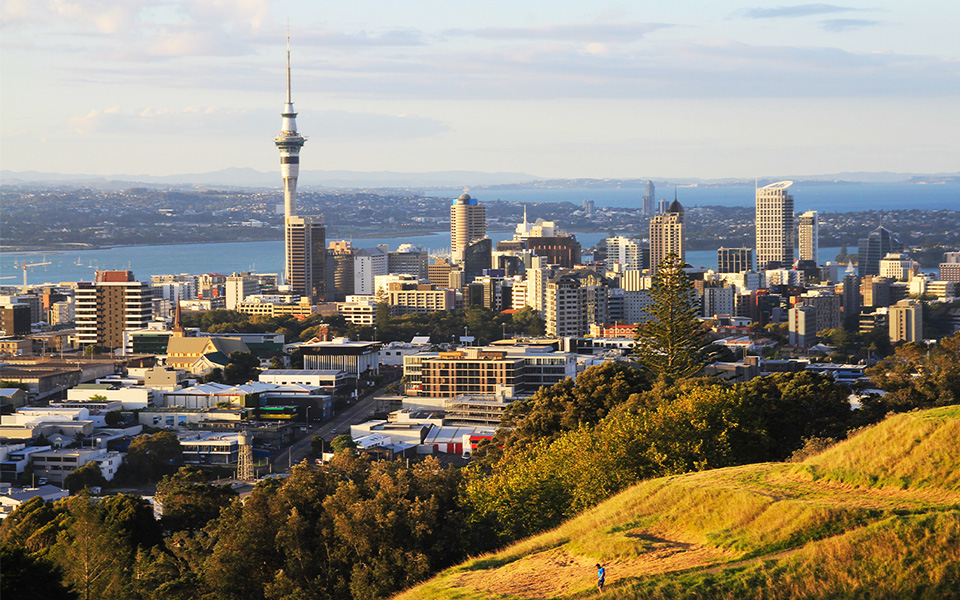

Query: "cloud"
<box><xmin>741</xmin><ymin>4</ymin><xmax>857</xmax><ymax>19</ymax></box>
<box><xmin>445</xmin><ymin>21</ymin><xmax>670</xmax><ymax>43</ymax></box>
<box><xmin>65</xmin><ymin>106</ymin><xmax>450</xmax><ymax>140</ymax></box>
<box><xmin>145</xmin><ymin>24</ymin><xmax>252</xmax><ymax>57</ymax></box>
<box><xmin>314</xmin><ymin>111</ymin><xmax>451</xmax><ymax>139</ymax></box>
<box><xmin>292</xmin><ymin>28</ymin><xmax>426</xmax><ymax>48</ymax></box>
<box><xmin>819</xmin><ymin>18</ymin><xmax>881</xmax><ymax>31</ymax></box>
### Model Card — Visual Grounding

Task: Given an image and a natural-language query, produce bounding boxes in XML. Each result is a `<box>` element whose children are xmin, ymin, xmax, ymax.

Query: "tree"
<box><xmin>51</xmin><ymin>494</ymin><xmax>131</xmax><ymax>600</ymax></box>
<box><xmin>116</xmin><ymin>431</ymin><xmax>182</xmax><ymax>483</ymax></box>
<box><xmin>511</xmin><ymin>306</ymin><xmax>546</xmax><ymax>337</ymax></box>
<box><xmin>104</xmin><ymin>410</ymin><xmax>124</xmax><ymax>427</ymax></box>
<box><xmin>154</xmin><ymin>467</ymin><xmax>235</xmax><ymax>532</ymax></box>
<box><xmin>83</xmin><ymin>345</ymin><xmax>103</xmax><ymax>356</ymax></box>
<box><xmin>498</xmin><ymin>361</ymin><xmax>649</xmax><ymax>452</ymax></box>
<box><xmin>0</xmin><ymin>545</ymin><xmax>77</xmax><ymax>600</ymax></box>
<box><xmin>633</xmin><ymin>252</ymin><xmax>715</xmax><ymax>380</ymax></box>
<box><xmin>63</xmin><ymin>463</ymin><xmax>107</xmax><ymax>494</ymax></box>
<box><xmin>224</xmin><ymin>351</ymin><xmax>260</xmax><ymax>384</ymax></box>
<box><xmin>331</xmin><ymin>434</ymin><xmax>357</xmax><ymax>454</ymax></box>
<box><xmin>867</xmin><ymin>332</ymin><xmax>960</xmax><ymax>412</ymax></box>
<box><xmin>201</xmin><ymin>368</ymin><xmax>224</xmax><ymax>384</ymax></box>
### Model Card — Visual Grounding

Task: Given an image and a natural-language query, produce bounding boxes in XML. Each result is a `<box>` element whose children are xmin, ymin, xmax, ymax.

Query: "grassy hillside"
<box><xmin>395</xmin><ymin>406</ymin><xmax>960</xmax><ymax>600</ymax></box>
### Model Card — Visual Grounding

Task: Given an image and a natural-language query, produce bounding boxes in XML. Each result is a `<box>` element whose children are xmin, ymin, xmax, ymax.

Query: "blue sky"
<box><xmin>1</xmin><ymin>1</ymin><xmax>957</xmax><ymax>179</ymax></box>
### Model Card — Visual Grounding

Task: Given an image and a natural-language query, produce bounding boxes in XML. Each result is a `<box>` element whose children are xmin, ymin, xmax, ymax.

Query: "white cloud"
<box><xmin>445</xmin><ymin>21</ymin><xmax>670</xmax><ymax>43</ymax></box>
<box><xmin>64</xmin><ymin>106</ymin><xmax>450</xmax><ymax>140</ymax></box>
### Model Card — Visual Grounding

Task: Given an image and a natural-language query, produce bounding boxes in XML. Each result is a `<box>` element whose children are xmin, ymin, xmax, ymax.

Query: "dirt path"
<box><xmin>449</xmin><ymin>533</ymin><xmax>738</xmax><ymax>599</ymax></box>
<box><xmin>445</xmin><ymin>467</ymin><xmax>960</xmax><ymax>600</ymax></box>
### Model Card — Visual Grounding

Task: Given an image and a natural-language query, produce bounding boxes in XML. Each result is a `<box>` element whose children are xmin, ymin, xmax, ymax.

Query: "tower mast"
<box><xmin>275</xmin><ymin>34</ymin><xmax>307</xmax><ymax>290</ymax></box>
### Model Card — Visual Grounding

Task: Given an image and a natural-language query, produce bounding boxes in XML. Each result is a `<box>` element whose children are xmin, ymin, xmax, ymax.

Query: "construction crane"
<box><xmin>17</xmin><ymin>259</ymin><xmax>52</xmax><ymax>287</ymax></box>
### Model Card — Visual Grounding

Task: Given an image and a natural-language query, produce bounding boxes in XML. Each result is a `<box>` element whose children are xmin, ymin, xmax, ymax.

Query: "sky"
<box><xmin>1</xmin><ymin>1</ymin><xmax>958</xmax><ymax>180</ymax></box>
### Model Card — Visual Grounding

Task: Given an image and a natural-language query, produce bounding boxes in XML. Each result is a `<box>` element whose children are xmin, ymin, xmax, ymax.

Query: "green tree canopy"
<box><xmin>224</xmin><ymin>351</ymin><xmax>260</xmax><ymax>384</ymax></box>
<box><xmin>331</xmin><ymin>434</ymin><xmax>357</xmax><ymax>454</ymax></box>
<box><xmin>633</xmin><ymin>252</ymin><xmax>714</xmax><ymax>380</ymax></box>
<box><xmin>63</xmin><ymin>462</ymin><xmax>107</xmax><ymax>494</ymax></box>
<box><xmin>0</xmin><ymin>545</ymin><xmax>77</xmax><ymax>600</ymax></box>
<box><xmin>867</xmin><ymin>332</ymin><xmax>960</xmax><ymax>413</ymax></box>
<box><xmin>155</xmin><ymin>466</ymin><xmax>236</xmax><ymax>533</ymax></box>
<box><xmin>496</xmin><ymin>361</ymin><xmax>649</xmax><ymax>453</ymax></box>
<box><xmin>116</xmin><ymin>431</ymin><xmax>182</xmax><ymax>483</ymax></box>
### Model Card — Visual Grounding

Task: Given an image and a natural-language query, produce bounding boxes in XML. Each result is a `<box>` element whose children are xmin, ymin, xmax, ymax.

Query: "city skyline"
<box><xmin>1</xmin><ymin>1</ymin><xmax>958</xmax><ymax>180</ymax></box>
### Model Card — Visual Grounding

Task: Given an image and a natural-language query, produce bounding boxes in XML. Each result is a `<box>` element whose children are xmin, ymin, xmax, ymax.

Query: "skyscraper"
<box><xmin>798</xmin><ymin>210</ymin><xmax>819</xmax><ymax>264</ymax></box>
<box><xmin>649</xmin><ymin>199</ymin><xmax>684</xmax><ymax>273</ymax></box>
<box><xmin>641</xmin><ymin>180</ymin><xmax>655</xmax><ymax>218</ymax></box>
<box><xmin>75</xmin><ymin>270</ymin><xmax>152</xmax><ymax>351</ymax></box>
<box><xmin>286</xmin><ymin>216</ymin><xmax>326</xmax><ymax>302</ymax></box>
<box><xmin>451</xmin><ymin>193</ymin><xmax>486</xmax><ymax>264</ymax></box>
<box><xmin>755</xmin><ymin>181</ymin><xmax>795</xmax><ymax>271</ymax></box>
<box><xmin>275</xmin><ymin>38</ymin><xmax>325</xmax><ymax>302</ymax></box>
<box><xmin>857</xmin><ymin>226</ymin><xmax>902</xmax><ymax>277</ymax></box>
<box><xmin>842</xmin><ymin>265</ymin><xmax>860</xmax><ymax>330</ymax></box>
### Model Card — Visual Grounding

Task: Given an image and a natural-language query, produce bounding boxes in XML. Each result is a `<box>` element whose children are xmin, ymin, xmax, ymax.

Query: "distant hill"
<box><xmin>3</xmin><ymin>169</ymin><xmax>957</xmax><ymax>190</ymax></box>
<box><xmin>395</xmin><ymin>406</ymin><xmax>960</xmax><ymax>599</ymax></box>
<box><xmin>0</xmin><ymin>168</ymin><xmax>544</xmax><ymax>189</ymax></box>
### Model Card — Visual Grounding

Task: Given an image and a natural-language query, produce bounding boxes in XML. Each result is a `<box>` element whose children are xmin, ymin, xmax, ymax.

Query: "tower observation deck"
<box><xmin>275</xmin><ymin>36</ymin><xmax>305</xmax><ymax>220</ymax></box>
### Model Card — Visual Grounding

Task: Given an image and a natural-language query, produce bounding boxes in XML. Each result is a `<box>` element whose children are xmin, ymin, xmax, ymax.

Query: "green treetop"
<box><xmin>633</xmin><ymin>252</ymin><xmax>714</xmax><ymax>380</ymax></box>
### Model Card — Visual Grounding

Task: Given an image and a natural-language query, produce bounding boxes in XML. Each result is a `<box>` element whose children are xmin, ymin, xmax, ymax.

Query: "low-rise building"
<box><xmin>0</xmin><ymin>485</ymin><xmax>69</xmax><ymax>518</ymax></box>
<box><xmin>65</xmin><ymin>383</ymin><xmax>153</xmax><ymax>410</ymax></box>
<box><xmin>28</xmin><ymin>448</ymin><xmax>124</xmax><ymax>485</ymax></box>
<box><xmin>298</xmin><ymin>339</ymin><xmax>380</xmax><ymax>377</ymax></box>
<box><xmin>178</xmin><ymin>432</ymin><xmax>241</xmax><ymax>465</ymax></box>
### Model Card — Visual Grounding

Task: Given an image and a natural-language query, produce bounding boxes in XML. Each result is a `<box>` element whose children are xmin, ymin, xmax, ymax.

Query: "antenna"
<box><xmin>286</xmin><ymin>23</ymin><xmax>292</xmax><ymax>104</ymax></box>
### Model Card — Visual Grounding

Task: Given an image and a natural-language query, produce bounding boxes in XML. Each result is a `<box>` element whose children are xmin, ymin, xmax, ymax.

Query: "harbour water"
<box><xmin>3</xmin><ymin>181</ymin><xmax>954</xmax><ymax>285</ymax></box>
<box><xmin>1</xmin><ymin>236</ymin><xmax>845</xmax><ymax>286</ymax></box>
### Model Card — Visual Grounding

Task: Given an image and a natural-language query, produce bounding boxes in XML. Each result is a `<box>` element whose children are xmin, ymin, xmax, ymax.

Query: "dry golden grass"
<box><xmin>393</xmin><ymin>407</ymin><xmax>960</xmax><ymax>600</ymax></box>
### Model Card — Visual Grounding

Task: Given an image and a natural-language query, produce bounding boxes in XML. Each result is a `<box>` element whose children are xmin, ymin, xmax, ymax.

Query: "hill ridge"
<box><xmin>395</xmin><ymin>406</ymin><xmax>960</xmax><ymax>599</ymax></box>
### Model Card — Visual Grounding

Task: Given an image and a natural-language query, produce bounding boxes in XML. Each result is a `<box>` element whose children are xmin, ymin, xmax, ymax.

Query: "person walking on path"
<box><xmin>596</xmin><ymin>563</ymin><xmax>605</xmax><ymax>593</ymax></box>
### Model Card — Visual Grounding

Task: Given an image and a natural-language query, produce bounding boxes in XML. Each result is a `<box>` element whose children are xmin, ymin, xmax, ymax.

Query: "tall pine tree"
<box><xmin>633</xmin><ymin>252</ymin><xmax>714</xmax><ymax>380</ymax></box>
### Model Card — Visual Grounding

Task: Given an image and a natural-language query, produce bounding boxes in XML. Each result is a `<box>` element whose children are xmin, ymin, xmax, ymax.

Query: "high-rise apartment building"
<box><xmin>276</xmin><ymin>38</ymin><xmax>325</xmax><ymax>304</ymax></box>
<box><xmin>225</xmin><ymin>273</ymin><xmax>260</xmax><ymax>311</ymax></box>
<box><xmin>354</xmin><ymin>247</ymin><xmax>389</xmax><ymax>296</ymax></box>
<box><xmin>75</xmin><ymin>271</ymin><xmax>152</xmax><ymax>351</ymax></box>
<box><xmin>798</xmin><ymin>210</ymin><xmax>818</xmax><ymax>264</ymax></box>
<box><xmin>388</xmin><ymin>244</ymin><xmax>429</xmax><ymax>279</ymax></box>
<box><xmin>717</xmin><ymin>247</ymin><xmax>754</xmax><ymax>274</ymax></box>
<box><xmin>605</xmin><ymin>236</ymin><xmax>643</xmax><ymax>271</ymax></box>
<box><xmin>889</xmin><ymin>299</ymin><xmax>922</xmax><ymax>343</ymax></box>
<box><xmin>939</xmin><ymin>252</ymin><xmax>960</xmax><ymax>283</ymax></box>
<box><xmin>545</xmin><ymin>272</ymin><xmax>587</xmax><ymax>337</ymax></box>
<box><xmin>857</xmin><ymin>226</ymin><xmax>902</xmax><ymax>277</ymax></box>
<box><xmin>649</xmin><ymin>199</ymin><xmax>684</xmax><ymax>273</ymax></box>
<box><xmin>755</xmin><ymin>181</ymin><xmax>795</xmax><ymax>271</ymax></box>
<box><xmin>788</xmin><ymin>305</ymin><xmax>817</xmax><ymax>347</ymax></box>
<box><xmin>451</xmin><ymin>193</ymin><xmax>486</xmax><ymax>264</ymax></box>
<box><xmin>797</xmin><ymin>290</ymin><xmax>842</xmax><ymax>333</ymax></box>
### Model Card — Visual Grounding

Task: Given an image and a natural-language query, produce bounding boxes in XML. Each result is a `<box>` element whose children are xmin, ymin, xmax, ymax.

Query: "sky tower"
<box><xmin>275</xmin><ymin>35</ymin><xmax>305</xmax><ymax>220</ymax></box>
<box><xmin>275</xmin><ymin>37</ymin><xmax>325</xmax><ymax>303</ymax></box>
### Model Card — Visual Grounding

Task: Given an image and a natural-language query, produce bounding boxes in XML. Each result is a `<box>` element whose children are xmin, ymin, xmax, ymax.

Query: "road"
<box><xmin>268</xmin><ymin>383</ymin><xmax>386</xmax><ymax>473</ymax></box>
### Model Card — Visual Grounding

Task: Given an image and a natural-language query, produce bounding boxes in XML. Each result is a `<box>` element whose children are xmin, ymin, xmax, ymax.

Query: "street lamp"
<box><xmin>502</xmin><ymin>323</ymin><xmax>507</xmax><ymax>340</ymax></box>
<box><xmin>464</xmin><ymin>326</ymin><xmax>468</xmax><ymax>346</ymax></box>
